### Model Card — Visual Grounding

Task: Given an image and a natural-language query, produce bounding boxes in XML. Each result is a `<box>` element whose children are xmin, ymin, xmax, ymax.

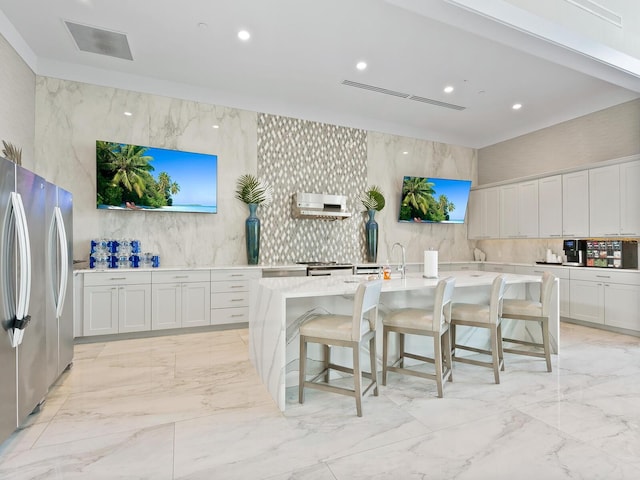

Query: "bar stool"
<box><xmin>381</xmin><ymin>276</ymin><xmax>456</xmax><ymax>398</ymax></box>
<box><xmin>450</xmin><ymin>275</ymin><xmax>506</xmax><ymax>384</ymax></box>
<box><xmin>298</xmin><ymin>280</ymin><xmax>383</xmax><ymax>417</ymax></box>
<box><xmin>501</xmin><ymin>271</ymin><xmax>555</xmax><ymax>372</ymax></box>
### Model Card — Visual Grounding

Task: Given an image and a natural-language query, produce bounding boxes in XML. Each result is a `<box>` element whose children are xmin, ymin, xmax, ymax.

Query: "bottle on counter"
<box><xmin>383</xmin><ymin>259</ymin><xmax>391</xmax><ymax>280</ymax></box>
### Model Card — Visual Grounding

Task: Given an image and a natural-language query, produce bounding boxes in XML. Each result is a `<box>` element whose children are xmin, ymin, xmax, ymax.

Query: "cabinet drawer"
<box><xmin>212</xmin><ymin>291</ymin><xmax>250</xmax><ymax>308</ymax></box>
<box><xmin>211</xmin><ymin>307</ymin><xmax>249</xmax><ymax>325</ymax></box>
<box><xmin>211</xmin><ymin>280</ymin><xmax>249</xmax><ymax>293</ymax></box>
<box><xmin>211</xmin><ymin>269</ymin><xmax>259</xmax><ymax>281</ymax></box>
<box><xmin>152</xmin><ymin>270</ymin><xmax>210</xmax><ymax>284</ymax></box>
<box><xmin>83</xmin><ymin>271</ymin><xmax>151</xmax><ymax>286</ymax></box>
<box><xmin>570</xmin><ymin>268</ymin><xmax>640</xmax><ymax>285</ymax></box>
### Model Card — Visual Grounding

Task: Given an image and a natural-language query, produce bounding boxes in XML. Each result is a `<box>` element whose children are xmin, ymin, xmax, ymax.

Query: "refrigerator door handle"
<box><xmin>10</xmin><ymin>192</ymin><xmax>32</xmax><ymax>347</ymax></box>
<box><xmin>53</xmin><ymin>206</ymin><xmax>68</xmax><ymax>319</ymax></box>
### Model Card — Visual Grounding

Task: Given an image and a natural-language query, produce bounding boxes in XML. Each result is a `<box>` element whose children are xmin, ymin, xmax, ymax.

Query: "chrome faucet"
<box><xmin>391</xmin><ymin>242</ymin><xmax>406</xmax><ymax>279</ymax></box>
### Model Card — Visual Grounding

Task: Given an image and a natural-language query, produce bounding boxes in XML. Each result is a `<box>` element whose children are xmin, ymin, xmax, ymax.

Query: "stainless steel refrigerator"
<box><xmin>0</xmin><ymin>157</ymin><xmax>73</xmax><ymax>444</ymax></box>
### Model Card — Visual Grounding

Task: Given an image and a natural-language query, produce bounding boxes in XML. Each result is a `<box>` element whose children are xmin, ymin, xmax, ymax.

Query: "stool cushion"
<box><xmin>502</xmin><ymin>299</ymin><xmax>543</xmax><ymax>317</ymax></box>
<box><xmin>300</xmin><ymin>314</ymin><xmax>371</xmax><ymax>342</ymax></box>
<box><xmin>450</xmin><ymin>303</ymin><xmax>491</xmax><ymax>323</ymax></box>
<box><xmin>383</xmin><ymin>308</ymin><xmax>437</xmax><ymax>332</ymax></box>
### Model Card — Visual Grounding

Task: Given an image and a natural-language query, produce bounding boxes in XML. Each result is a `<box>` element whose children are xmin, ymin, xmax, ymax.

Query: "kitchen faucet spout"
<box><xmin>392</xmin><ymin>242</ymin><xmax>406</xmax><ymax>279</ymax></box>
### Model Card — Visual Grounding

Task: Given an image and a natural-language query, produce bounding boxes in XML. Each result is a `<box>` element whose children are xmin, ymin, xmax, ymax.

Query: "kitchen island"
<box><xmin>249</xmin><ymin>270</ymin><xmax>558</xmax><ymax>411</ymax></box>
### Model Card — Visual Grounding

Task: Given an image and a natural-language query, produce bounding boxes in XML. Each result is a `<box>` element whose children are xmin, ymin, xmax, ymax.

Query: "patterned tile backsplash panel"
<box><xmin>258</xmin><ymin>113</ymin><xmax>368</xmax><ymax>264</ymax></box>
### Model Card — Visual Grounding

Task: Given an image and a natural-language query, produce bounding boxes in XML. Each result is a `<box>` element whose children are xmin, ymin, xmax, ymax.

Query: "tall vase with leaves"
<box><xmin>360</xmin><ymin>185</ymin><xmax>385</xmax><ymax>263</ymax></box>
<box><xmin>235</xmin><ymin>174</ymin><xmax>273</xmax><ymax>265</ymax></box>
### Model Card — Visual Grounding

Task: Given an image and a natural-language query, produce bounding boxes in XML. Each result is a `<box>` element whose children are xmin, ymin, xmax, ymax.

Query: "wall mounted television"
<box><xmin>96</xmin><ymin>140</ymin><xmax>218</xmax><ymax>213</ymax></box>
<box><xmin>398</xmin><ymin>176</ymin><xmax>472</xmax><ymax>224</ymax></box>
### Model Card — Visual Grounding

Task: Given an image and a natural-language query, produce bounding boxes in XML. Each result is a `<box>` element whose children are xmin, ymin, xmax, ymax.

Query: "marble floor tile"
<box><xmin>1</xmin><ymin>324</ymin><xmax>639</xmax><ymax>480</ymax></box>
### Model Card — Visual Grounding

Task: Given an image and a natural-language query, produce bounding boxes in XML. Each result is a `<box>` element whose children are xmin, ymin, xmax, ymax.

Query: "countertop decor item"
<box><xmin>235</xmin><ymin>174</ymin><xmax>273</xmax><ymax>265</ymax></box>
<box><xmin>360</xmin><ymin>186</ymin><xmax>385</xmax><ymax>263</ymax></box>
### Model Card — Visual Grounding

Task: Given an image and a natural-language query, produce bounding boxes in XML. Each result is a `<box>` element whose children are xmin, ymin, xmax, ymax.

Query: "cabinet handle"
<box><xmin>110</xmin><ymin>277</ymin><xmax>126</xmax><ymax>280</ymax></box>
<box><xmin>230</xmin><ymin>285</ymin><xmax>244</xmax><ymax>289</ymax></box>
<box><xmin>230</xmin><ymin>314</ymin><xmax>244</xmax><ymax>318</ymax></box>
<box><xmin>621</xmin><ymin>232</ymin><xmax>637</xmax><ymax>236</ymax></box>
<box><xmin>595</xmin><ymin>275</ymin><xmax>611</xmax><ymax>279</ymax></box>
<box><xmin>231</xmin><ymin>298</ymin><xmax>243</xmax><ymax>302</ymax></box>
<box><xmin>174</xmin><ymin>275</ymin><xmax>189</xmax><ymax>279</ymax></box>
<box><xmin>230</xmin><ymin>274</ymin><xmax>244</xmax><ymax>277</ymax></box>
<box><xmin>549</xmin><ymin>234</ymin><xmax>562</xmax><ymax>237</ymax></box>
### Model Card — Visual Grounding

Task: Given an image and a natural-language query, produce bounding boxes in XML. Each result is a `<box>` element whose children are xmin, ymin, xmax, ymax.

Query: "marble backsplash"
<box><xmin>34</xmin><ymin>77</ymin><xmax>479</xmax><ymax>267</ymax></box>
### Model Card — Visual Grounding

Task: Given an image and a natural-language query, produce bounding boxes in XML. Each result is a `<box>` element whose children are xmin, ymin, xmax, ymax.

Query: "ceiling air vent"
<box><xmin>408</xmin><ymin>95</ymin><xmax>466</xmax><ymax>111</ymax></box>
<box><xmin>65</xmin><ymin>21</ymin><xmax>133</xmax><ymax>60</ymax></box>
<box><xmin>341</xmin><ymin>80</ymin><xmax>410</xmax><ymax>98</ymax></box>
<box><xmin>342</xmin><ymin>80</ymin><xmax>466</xmax><ymax>111</ymax></box>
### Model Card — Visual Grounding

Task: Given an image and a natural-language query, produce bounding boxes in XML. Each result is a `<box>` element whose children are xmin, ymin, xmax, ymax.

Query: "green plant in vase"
<box><xmin>360</xmin><ymin>185</ymin><xmax>385</xmax><ymax>263</ymax></box>
<box><xmin>235</xmin><ymin>174</ymin><xmax>273</xmax><ymax>265</ymax></box>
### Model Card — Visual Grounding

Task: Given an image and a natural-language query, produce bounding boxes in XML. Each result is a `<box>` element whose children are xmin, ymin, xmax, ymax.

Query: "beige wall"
<box><xmin>0</xmin><ymin>34</ymin><xmax>35</xmax><ymax>168</ymax></box>
<box><xmin>478</xmin><ymin>98</ymin><xmax>640</xmax><ymax>185</ymax></box>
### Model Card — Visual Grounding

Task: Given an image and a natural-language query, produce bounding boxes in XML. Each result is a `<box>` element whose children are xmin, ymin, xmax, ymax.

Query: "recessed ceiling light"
<box><xmin>124</xmin><ymin>111</ymin><xmax>132</xmax><ymax>116</ymax></box>
<box><xmin>212</xmin><ymin>124</ymin><xmax>219</xmax><ymax>129</ymax></box>
<box><xmin>402</xmin><ymin>151</ymin><xmax>409</xmax><ymax>155</ymax></box>
<box><xmin>238</xmin><ymin>30</ymin><xmax>251</xmax><ymax>41</ymax></box>
<box><xmin>444</xmin><ymin>86</ymin><xmax>454</xmax><ymax>93</ymax></box>
<box><xmin>356</xmin><ymin>61</ymin><xmax>367</xmax><ymax>71</ymax></box>
<box><xmin>512</xmin><ymin>103</ymin><xmax>522</xmax><ymax>110</ymax></box>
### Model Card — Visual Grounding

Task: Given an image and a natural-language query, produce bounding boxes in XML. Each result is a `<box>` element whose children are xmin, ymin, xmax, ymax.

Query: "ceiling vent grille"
<box><xmin>341</xmin><ymin>80</ymin><xmax>466</xmax><ymax>111</ymax></box>
<box><xmin>564</xmin><ymin>0</ymin><xmax>622</xmax><ymax>27</ymax></box>
<box><xmin>408</xmin><ymin>95</ymin><xmax>466</xmax><ymax>111</ymax></box>
<box><xmin>341</xmin><ymin>80</ymin><xmax>410</xmax><ymax>98</ymax></box>
<box><xmin>65</xmin><ymin>21</ymin><xmax>133</xmax><ymax>60</ymax></box>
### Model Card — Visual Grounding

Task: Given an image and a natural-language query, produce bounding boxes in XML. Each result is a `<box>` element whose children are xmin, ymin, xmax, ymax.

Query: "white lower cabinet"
<box><xmin>569</xmin><ymin>269</ymin><xmax>640</xmax><ymax>330</ymax></box>
<box><xmin>211</xmin><ymin>270</ymin><xmax>260</xmax><ymax>325</ymax></box>
<box><xmin>151</xmin><ymin>270</ymin><xmax>210</xmax><ymax>330</ymax></box>
<box><xmin>83</xmin><ymin>271</ymin><xmax>152</xmax><ymax>336</ymax></box>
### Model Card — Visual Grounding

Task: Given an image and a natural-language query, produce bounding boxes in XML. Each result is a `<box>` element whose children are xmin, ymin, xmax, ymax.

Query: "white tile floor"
<box><xmin>1</xmin><ymin>322</ymin><xmax>639</xmax><ymax>479</ymax></box>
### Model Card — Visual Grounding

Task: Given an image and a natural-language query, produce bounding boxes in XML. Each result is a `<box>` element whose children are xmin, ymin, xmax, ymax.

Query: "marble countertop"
<box><xmin>257</xmin><ymin>270</ymin><xmax>541</xmax><ymax>299</ymax></box>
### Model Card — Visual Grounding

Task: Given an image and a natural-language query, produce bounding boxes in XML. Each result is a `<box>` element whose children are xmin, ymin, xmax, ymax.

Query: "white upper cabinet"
<box><xmin>499</xmin><ymin>180</ymin><xmax>538</xmax><ymax>238</ymax></box>
<box><xmin>620</xmin><ymin>160</ymin><xmax>640</xmax><ymax>236</ymax></box>
<box><xmin>589</xmin><ymin>161</ymin><xmax>640</xmax><ymax>237</ymax></box>
<box><xmin>562</xmin><ymin>171</ymin><xmax>589</xmax><ymax>238</ymax></box>
<box><xmin>468</xmin><ymin>187</ymin><xmax>500</xmax><ymax>239</ymax></box>
<box><xmin>589</xmin><ymin>164</ymin><xmax>620</xmax><ymax>237</ymax></box>
<box><xmin>538</xmin><ymin>175</ymin><xmax>562</xmax><ymax>238</ymax></box>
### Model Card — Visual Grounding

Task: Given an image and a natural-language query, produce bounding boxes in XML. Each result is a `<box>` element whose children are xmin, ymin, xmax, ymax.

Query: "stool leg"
<box><xmin>434</xmin><ymin>333</ymin><xmax>443</xmax><ymax>398</ymax></box>
<box><xmin>353</xmin><ymin>342</ymin><xmax>363</xmax><ymax>417</ymax></box>
<box><xmin>399</xmin><ymin>332</ymin><xmax>405</xmax><ymax>368</ymax></box>
<box><xmin>369</xmin><ymin>334</ymin><xmax>378</xmax><ymax>396</ymax></box>
<box><xmin>490</xmin><ymin>326</ymin><xmax>500</xmax><ymax>384</ymax></box>
<box><xmin>299</xmin><ymin>336</ymin><xmax>307</xmax><ymax>404</ymax></box>
<box><xmin>542</xmin><ymin>319</ymin><xmax>552</xmax><ymax>372</ymax></box>
<box><xmin>497</xmin><ymin>321</ymin><xmax>505</xmax><ymax>371</ymax></box>
<box><xmin>382</xmin><ymin>326</ymin><xmax>389</xmax><ymax>386</ymax></box>
<box><xmin>323</xmin><ymin>344</ymin><xmax>330</xmax><ymax>382</ymax></box>
<box><xmin>444</xmin><ymin>327</ymin><xmax>453</xmax><ymax>382</ymax></box>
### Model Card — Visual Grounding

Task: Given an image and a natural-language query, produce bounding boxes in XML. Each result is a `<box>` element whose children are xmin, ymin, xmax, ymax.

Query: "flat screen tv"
<box><xmin>96</xmin><ymin>140</ymin><xmax>218</xmax><ymax>213</ymax></box>
<box><xmin>398</xmin><ymin>176</ymin><xmax>472</xmax><ymax>224</ymax></box>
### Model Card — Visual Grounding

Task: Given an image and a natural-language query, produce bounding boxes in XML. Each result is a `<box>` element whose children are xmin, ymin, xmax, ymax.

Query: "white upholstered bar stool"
<box><xmin>501</xmin><ymin>271</ymin><xmax>555</xmax><ymax>372</ymax></box>
<box><xmin>381</xmin><ymin>276</ymin><xmax>456</xmax><ymax>398</ymax></box>
<box><xmin>298</xmin><ymin>280</ymin><xmax>383</xmax><ymax>417</ymax></box>
<box><xmin>450</xmin><ymin>275</ymin><xmax>506</xmax><ymax>384</ymax></box>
